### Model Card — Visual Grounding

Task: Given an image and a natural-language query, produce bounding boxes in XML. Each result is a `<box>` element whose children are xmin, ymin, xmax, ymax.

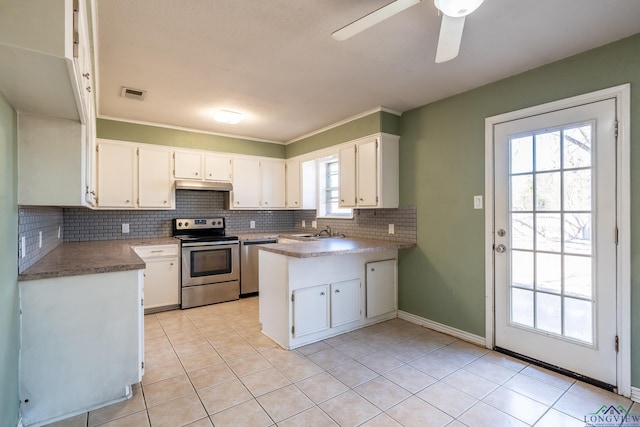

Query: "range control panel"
<box><xmin>174</xmin><ymin>218</ymin><xmax>225</xmax><ymax>230</ymax></box>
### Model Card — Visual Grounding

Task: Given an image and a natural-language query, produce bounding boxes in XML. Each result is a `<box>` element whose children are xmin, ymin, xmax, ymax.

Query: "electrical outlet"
<box><xmin>250</xmin><ymin>220</ymin><xmax>256</xmax><ymax>229</ymax></box>
<box><xmin>39</xmin><ymin>231</ymin><xmax>42</xmax><ymax>248</ymax></box>
<box><xmin>474</xmin><ymin>195</ymin><xmax>483</xmax><ymax>209</ymax></box>
<box><xmin>312</xmin><ymin>220</ymin><xmax>317</xmax><ymax>229</ymax></box>
<box><xmin>388</xmin><ymin>224</ymin><xmax>395</xmax><ymax>235</ymax></box>
<box><xmin>301</xmin><ymin>220</ymin><xmax>306</xmax><ymax>228</ymax></box>
<box><xmin>122</xmin><ymin>223</ymin><xmax>130</xmax><ymax>234</ymax></box>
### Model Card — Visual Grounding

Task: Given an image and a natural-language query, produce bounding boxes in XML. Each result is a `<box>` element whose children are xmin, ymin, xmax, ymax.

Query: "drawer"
<box><xmin>133</xmin><ymin>244</ymin><xmax>179</xmax><ymax>259</ymax></box>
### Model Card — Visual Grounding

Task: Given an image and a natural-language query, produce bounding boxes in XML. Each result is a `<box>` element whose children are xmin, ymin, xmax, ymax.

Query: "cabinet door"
<box><xmin>366</xmin><ymin>259</ymin><xmax>397</xmax><ymax>318</ymax></box>
<box><xmin>231</xmin><ymin>158</ymin><xmax>261</xmax><ymax>208</ymax></box>
<box><xmin>97</xmin><ymin>142</ymin><xmax>135</xmax><ymax>208</ymax></box>
<box><xmin>261</xmin><ymin>159</ymin><xmax>286</xmax><ymax>208</ymax></box>
<box><xmin>293</xmin><ymin>285</ymin><xmax>329</xmax><ymax>337</ymax></box>
<box><xmin>330</xmin><ymin>279</ymin><xmax>361</xmax><ymax>327</ymax></box>
<box><xmin>286</xmin><ymin>159</ymin><xmax>301</xmax><ymax>208</ymax></box>
<box><xmin>174</xmin><ymin>151</ymin><xmax>202</xmax><ymax>179</ymax></box>
<box><xmin>339</xmin><ymin>145</ymin><xmax>357</xmax><ymax>207</ymax></box>
<box><xmin>143</xmin><ymin>258</ymin><xmax>180</xmax><ymax>310</ymax></box>
<box><xmin>205</xmin><ymin>154</ymin><xmax>232</xmax><ymax>181</ymax></box>
<box><xmin>357</xmin><ymin>139</ymin><xmax>378</xmax><ymax>207</ymax></box>
<box><xmin>139</xmin><ymin>147</ymin><xmax>173</xmax><ymax>208</ymax></box>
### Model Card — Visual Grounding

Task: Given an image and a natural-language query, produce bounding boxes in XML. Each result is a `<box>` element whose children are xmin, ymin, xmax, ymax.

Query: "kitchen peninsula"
<box><xmin>258</xmin><ymin>237</ymin><xmax>414</xmax><ymax>350</ymax></box>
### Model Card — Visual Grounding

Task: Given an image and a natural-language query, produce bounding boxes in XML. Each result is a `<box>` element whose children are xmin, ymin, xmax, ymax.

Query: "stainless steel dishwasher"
<box><xmin>240</xmin><ymin>238</ymin><xmax>277</xmax><ymax>296</ymax></box>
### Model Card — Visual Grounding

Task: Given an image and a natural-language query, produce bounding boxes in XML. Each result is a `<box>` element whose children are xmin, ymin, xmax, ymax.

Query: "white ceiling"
<box><xmin>96</xmin><ymin>0</ymin><xmax>640</xmax><ymax>143</ymax></box>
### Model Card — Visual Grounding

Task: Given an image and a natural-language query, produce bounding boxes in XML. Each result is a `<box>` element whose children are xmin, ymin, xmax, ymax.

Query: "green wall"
<box><xmin>286</xmin><ymin>110</ymin><xmax>401</xmax><ymax>158</ymax></box>
<box><xmin>0</xmin><ymin>95</ymin><xmax>19</xmax><ymax>426</ymax></box>
<box><xmin>398</xmin><ymin>33</ymin><xmax>640</xmax><ymax>385</ymax></box>
<box><xmin>97</xmin><ymin>119</ymin><xmax>286</xmax><ymax>158</ymax></box>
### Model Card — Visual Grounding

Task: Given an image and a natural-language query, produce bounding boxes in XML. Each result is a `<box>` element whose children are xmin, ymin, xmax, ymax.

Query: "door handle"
<box><xmin>495</xmin><ymin>244</ymin><xmax>506</xmax><ymax>253</ymax></box>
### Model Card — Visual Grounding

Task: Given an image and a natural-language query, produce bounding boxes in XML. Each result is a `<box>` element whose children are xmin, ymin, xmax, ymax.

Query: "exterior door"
<box><xmin>494</xmin><ymin>99</ymin><xmax>618</xmax><ymax>386</ymax></box>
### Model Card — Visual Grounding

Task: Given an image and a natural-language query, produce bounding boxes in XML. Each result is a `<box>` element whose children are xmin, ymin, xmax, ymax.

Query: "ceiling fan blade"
<box><xmin>332</xmin><ymin>0</ymin><xmax>422</xmax><ymax>41</ymax></box>
<box><xmin>435</xmin><ymin>14</ymin><xmax>465</xmax><ymax>63</ymax></box>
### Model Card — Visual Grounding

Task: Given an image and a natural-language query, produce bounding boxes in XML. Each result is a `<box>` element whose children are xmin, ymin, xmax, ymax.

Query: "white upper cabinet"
<box><xmin>205</xmin><ymin>154</ymin><xmax>232</xmax><ymax>182</ymax></box>
<box><xmin>339</xmin><ymin>133</ymin><xmax>399</xmax><ymax>209</ymax></box>
<box><xmin>231</xmin><ymin>158</ymin><xmax>261</xmax><ymax>208</ymax></box>
<box><xmin>96</xmin><ymin>139</ymin><xmax>174</xmax><ymax>210</ymax></box>
<box><xmin>97</xmin><ymin>142</ymin><xmax>136</xmax><ymax>209</ymax></box>
<box><xmin>0</xmin><ymin>0</ymin><xmax>95</xmax><ymax>123</ymax></box>
<box><xmin>138</xmin><ymin>147</ymin><xmax>174</xmax><ymax>208</ymax></box>
<box><xmin>261</xmin><ymin>159</ymin><xmax>286</xmax><ymax>208</ymax></box>
<box><xmin>174</xmin><ymin>151</ymin><xmax>202</xmax><ymax>179</ymax></box>
<box><xmin>286</xmin><ymin>159</ymin><xmax>301</xmax><ymax>209</ymax></box>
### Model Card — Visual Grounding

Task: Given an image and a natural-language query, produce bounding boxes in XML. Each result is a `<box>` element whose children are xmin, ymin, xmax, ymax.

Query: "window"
<box><xmin>317</xmin><ymin>155</ymin><xmax>352</xmax><ymax>218</ymax></box>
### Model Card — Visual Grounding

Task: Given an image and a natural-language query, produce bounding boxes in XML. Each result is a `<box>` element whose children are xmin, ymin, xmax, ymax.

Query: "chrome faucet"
<box><xmin>318</xmin><ymin>225</ymin><xmax>331</xmax><ymax>237</ymax></box>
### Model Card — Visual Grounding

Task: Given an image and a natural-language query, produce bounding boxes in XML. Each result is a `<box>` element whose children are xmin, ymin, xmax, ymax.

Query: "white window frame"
<box><xmin>316</xmin><ymin>155</ymin><xmax>353</xmax><ymax>219</ymax></box>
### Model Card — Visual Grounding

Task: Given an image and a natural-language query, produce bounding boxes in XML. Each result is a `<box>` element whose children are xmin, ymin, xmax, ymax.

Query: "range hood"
<box><xmin>175</xmin><ymin>180</ymin><xmax>233</xmax><ymax>191</ymax></box>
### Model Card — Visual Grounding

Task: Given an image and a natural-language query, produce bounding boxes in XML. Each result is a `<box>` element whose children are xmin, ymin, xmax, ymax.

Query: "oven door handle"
<box><xmin>181</xmin><ymin>241</ymin><xmax>239</xmax><ymax>248</ymax></box>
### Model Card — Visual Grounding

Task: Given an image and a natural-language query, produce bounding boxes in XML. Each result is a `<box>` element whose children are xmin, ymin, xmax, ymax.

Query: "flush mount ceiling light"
<box><xmin>213</xmin><ymin>110</ymin><xmax>244</xmax><ymax>124</ymax></box>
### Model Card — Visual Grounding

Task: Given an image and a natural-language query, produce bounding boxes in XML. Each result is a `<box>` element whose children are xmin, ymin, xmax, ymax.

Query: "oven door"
<box><xmin>181</xmin><ymin>241</ymin><xmax>239</xmax><ymax>287</ymax></box>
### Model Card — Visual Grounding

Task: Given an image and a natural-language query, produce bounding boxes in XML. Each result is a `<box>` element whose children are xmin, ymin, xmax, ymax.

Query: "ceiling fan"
<box><xmin>331</xmin><ymin>0</ymin><xmax>484</xmax><ymax>63</ymax></box>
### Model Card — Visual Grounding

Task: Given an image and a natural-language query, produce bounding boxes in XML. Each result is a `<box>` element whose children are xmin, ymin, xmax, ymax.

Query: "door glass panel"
<box><xmin>535</xmin><ymin>131</ymin><xmax>561</xmax><ymax>171</ymax></box>
<box><xmin>536</xmin><ymin>213</ymin><xmax>561</xmax><ymax>252</ymax></box>
<box><xmin>508</xmin><ymin>123</ymin><xmax>595</xmax><ymax>344</ymax></box>
<box><xmin>536</xmin><ymin>172</ymin><xmax>561</xmax><ymax>211</ymax></box>
<box><xmin>564</xmin><ymin>297</ymin><xmax>593</xmax><ymax>344</ymax></box>
<box><xmin>511</xmin><ymin>175</ymin><xmax>533</xmax><ymax>211</ymax></box>
<box><xmin>512</xmin><ymin>251</ymin><xmax>533</xmax><ymax>288</ymax></box>
<box><xmin>511</xmin><ymin>136</ymin><xmax>533</xmax><ymax>174</ymax></box>
<box><xmin>512</xmin><ymin>288</ymin><xmax>533</xmax><ymax>327</ymax></box>
<box><xmin>536</xmin><ymin>293</ymin><xmax>561</xmax><ymax>334</ymax></box>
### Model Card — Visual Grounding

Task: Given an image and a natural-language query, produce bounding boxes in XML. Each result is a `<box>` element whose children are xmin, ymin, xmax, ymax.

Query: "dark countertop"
<box><xmin>18</xmin><ymin>238</ymin><xmax>179</xmax><ymax>282</ymax></box>
<box><xmin>256</xmin><ymin>237</ymin><xmax>415</xmax><ymax>258</ymax></box>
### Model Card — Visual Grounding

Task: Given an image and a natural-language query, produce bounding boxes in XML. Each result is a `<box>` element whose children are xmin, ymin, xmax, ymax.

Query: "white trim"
<box><xmin>97</xmin><ymin>114</ymin><xmax>284</xmax><ymax>145</ymax></box>
<box><xmin>484</xmin><ymin>84</ymin><xmax>631</xmax><ymax>397</ymax></box>
<box><xmin>631</xmin><ymin>386</ymin><xmax>640</xmax><ymax>403</ymax></box>
<box><xmin>16</xmin><ymin>417</ymin><xmax>22</xmax><ymax>427</ymax></box>
<box><xmin>398</xmin><ymin>310</ymin><xmax>486</xmax><ymax>347</ymax></box>
<box><xmin>285</xmin><ymin>106</ymin><xmax>402</xmax><ymax>144</ymax></box>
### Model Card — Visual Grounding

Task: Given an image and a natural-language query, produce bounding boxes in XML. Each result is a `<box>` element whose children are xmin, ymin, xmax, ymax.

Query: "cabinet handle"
<box><xmin>371</xmin><ymin>268</ymin><xmax>375</xmax><ymax>272</ymax></box>
<box><xmin>86</xmin><ymin>86</ymin><xmax>91</xmax><ymax>93</ymax></box>
<box><xmin>335</xmin><ymin>289</ymin><xmax>340</xmax><ymax>293</ymax></box>
<box><xmin>320</xmin><ymin>291</ymin><xmax>325</xmax><ymax>296</ymax></box>
<box><xmin>359</xmin><ymin>198</ymin><xmax>364</xmax><ymax>201</ymax></box>
<box><xmin>163</xmin><ymin>200</ymin><xmax>168</xmax><ymax>204</ymax></box>
<box><xmin>151</xmin><ymin>250</ymin><xmax>163</xmax><ymax>253</ymax></box>
<box><xmin>236</xmin><ymin>201</ymin><xmax>240</xmax><ymax>205</ymax></box>
<box><xmin>82</xmin><ymin>72</ymin><xmax>90</xmax><ymax>79</ymax></box>
<box><xmin>264</xmin><ymin>201</ymin><xmax>268</xmax><ymax>205</ymax></box>
<box><xmin>125</xmin><ymin>200</ymin><xmax>130</xmax><ymax>204</ymax></box>
<box><xmin>170</xmin><ymin>262</ymin><xmax>174</xmax><ymax>266</ymax></box>
<box><xmin>295</xmin><ymin>201</ymin><xmax>298</xmax><ymax>204</ymax></box>
<box><xmin>340</xmin><ymin>199</ymin><xmax>344</xmax><ymax>203</ymax></box>
<box><xmin>195</xmin><ymin>172</ymin><xmax>199</xmax><ymax>176</ymax></box>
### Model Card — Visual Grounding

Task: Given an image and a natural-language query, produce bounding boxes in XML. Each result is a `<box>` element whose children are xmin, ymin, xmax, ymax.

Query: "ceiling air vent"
<box><xmin>121</xmin><ymin>87</ymin><xmax>147</xmax><ymax>101</ymax></box>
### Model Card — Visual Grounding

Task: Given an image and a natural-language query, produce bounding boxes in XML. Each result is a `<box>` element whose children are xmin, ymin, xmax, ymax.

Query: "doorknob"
<box><xmin>495</xmin><ymin>244</ymin><xmax>507</xmax><ymax>253</ymax></box>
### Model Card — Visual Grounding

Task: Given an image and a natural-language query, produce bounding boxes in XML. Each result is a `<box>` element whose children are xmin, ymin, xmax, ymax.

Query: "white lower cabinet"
<box><xmin>133</xmin><ymin>244</ymin><xmax>180</xmax><ymax>313</ymax></box>
<box><xmin>366</xmin><ymin>259</ymin><xmax>398</xmax><ymax>318</ymax></box>
<box><xmin>330</xmin><ymin>279</ymin><xmax>362</xmax><ymax>327</ymax></box>
<box><xmin>293</xmin><ymin>285</ymin><xmax>329</xmax><ymax>337</ymax></box>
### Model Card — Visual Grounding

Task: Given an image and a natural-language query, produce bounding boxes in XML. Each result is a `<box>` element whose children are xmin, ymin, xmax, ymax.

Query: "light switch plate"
<box><xmin>474</xmin><ymin>195</ymin><xmax>483</xmax><ymax>209</ymax></box>
<box><xmin>388</xmin><ymin>224</ymin><xmax>395</xmax><ymax>234</ymax></box>
<box><xmin>250</xmin><ymin>220</ymin><xmax>255</xmax><ymax>229</ymax></box>
<box><xmin>312</xmin><ymin>220</ymin><xmax>317</xmax><ymax>229</ymax></box>
<box><xmin>301</xmin><ymin>220</ymin><xmax>306</xmax><ymax>228</ymax></box>
<box><xmin>122</xmin><ymin>223</ymin><xmax>130</xmax><ymax>233</ymax></box>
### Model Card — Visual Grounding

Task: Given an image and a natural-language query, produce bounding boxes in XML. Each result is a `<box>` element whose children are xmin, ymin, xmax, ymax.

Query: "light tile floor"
<box><xmin>46</xmin><ymin>297</ymin><xmax>638</xmax><ymax>427</ymax></box>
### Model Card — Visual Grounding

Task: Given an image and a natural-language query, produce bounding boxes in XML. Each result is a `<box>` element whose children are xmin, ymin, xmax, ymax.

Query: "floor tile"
<box><xmin>240</xmin><ymin>366</ymin><xmax>291</xmax><ymax>397</ymax></box>
<box><xmin>184</xmin><ymin>418</ymin><xmax>213</xmax><ymax>427</ymax></box>
<box><xmin>88</xmin><ymin>387</ymin><xmax>146</xmax><ymax>426</ymax></box>
<box><xmin>462</xmin><ymin>357</ymin><xmax>518</xmax><ymax>384</ymax></box>
<box><xmin>278</xmin><ymin>406</ymin><xmax>338</xmax><ymax>427</ymax></box>
<box><xmin>187</xmin><ymin>363</ymin><xmax>236</xmax><ymax>390</ymax></box>
<box><xmin>502</xmin><ymin>373</ymin><xmax>565</xmax><ymax>406</ymax></box>
<box><xmin>383</xmin><ymin>340</ymin><xmax>437</xmax><ymax>362</ymax></box>
<box><xmin>43</xmin><ymin>413</ymin><xmax>87</xmax><ymax>427</ymax></box>
<box><xmin>534</xmin><ymin>408</ymin><xmax>584</xmax><ymax>427</ymax></box>
<box><xmin>319</xmin><ymin>390</ymin><xmax>381</xmax><ymax>427</ymax></box>
<box><xmin>141</xmin><ymin>358</ymin><xmax>185</xmax><ymax>386</ymax></box>
<box><xmin>334</xmin><ymin>339</ymin><xmax>376</xmax><ymax>358</ymax></box>
<box><xmin>295</xmin><ymin>372</ymin><xmax>350</xmax><ymax>404</ymax></box>
<box><xmin>226</xmin><ymin>352</ymin><xmax>273</xmax><ymax>377</ymax></box>
<box><xmin>209</xmin><ymin>399</ymin><xmax>273</xmax><ymax>427</ymax></box>
<box><xmin>328</xmin><ymin>360</ymin><xmax>378</xmax><ymax>388</ymax></box>
<box><xmin>520</xmin><ymin>365</ymin><xmax>575</xmax><ymax>390</ymax></box>
<box><xmin>261</xmin><ymin>347</ymin><xmax>306</xmax><ymax>366</ymax></box>
<box><xmin>446</xmin><ymin>340</ymin><xmax>491</xmax><ymax>357</ymax></box>
<box><xmin>383</xmin><ymin>364</ymin><xmax>437</xmax><ymax>393</ymax></box>
<box><xmin>197</xmin><ymin>378</ymin><xmax>253</xmax><ymax>415</ymax></box>
<box><xmin>457</xmin><ymin>401</ymin><xmax>528</xmax><ymax>427</ymax></box>
<box><xmin>441</xmin><ymin>369</ymin><xmax>499</xmax><ymax>399</ymax></box>
<box><xmin>355</xmin><ymin>376</ymin><xmax>412</xmax><ymax>411</ymax></box>
<box><xmin>417</xmin><ymin>381</ymin><xmax>478</xmax><ymax>418</ymax></box>
<box><xmin>480</xmin><ymin>351</ymin><xmax>529</xmax><ymax>372</ymax></box>
<box><xmin>307</xmin><ymin>347</ymin><xmax>354</xmax><ymax>370</ymax></box>
<box><xmin>257</xmin><ymin>384</ymin><xmax>315</xmax><ymax>422</ymax></box>
<box><xmin>386</xmin><ymin>395</ymin><xmax>452</xmax><ymax>427</ymax></box>
<box><xmin>216</xmin><ymin>342</ymin><xmax>258</xmax><ymax>360</ymax></box>
<box><xmin>296</xmin><ymin>340</ymin><xmax>331</xmax><ymax>356</ymax></box>
<box><xmin>568</xmin><ymin>380</ymin><xmax>632</xmax><ymax>407</ymax></box>
<box><xmin>275</xmin><ymin>357</ymin><xmax>324</xmax><ymax>382</ymax></box>
<box><xmin>146</xmin><ymin>394</ymin><xmax>207</xmax><ymax>427</ymax></box>
<box><xmin>358</xmin><ymin>350</ymin><xmax>405</xmax><ymax>374</ymax></box>
<box><xmin>178</xmin><ymin>349</ymin><xmax>224</xmax><ymax>372</ymax></box>
<box><xmin>483</xmin><ymin>385</ymin><xmax>548</xmax><ymax>425</ymax></box>
<box><xmin>95</xmin><ymin>410</ymin><xmax>149</xmax><ymax>427</ymax></box>
<box><xmin>553</xmin><ymin>389</ymin><xmax>603</xmax><ymax>420</ymax></box>
<box><xmin>359</xmin><ymin>413</ymin><xmax>403</xmax><ymax>427</ymax></box>
<box><xmin>142</xmin><ymin>373</ymin><xmax>194</xmax><ymax>408</ymax></box>
<box><xmin>409</xmin><ymin>352</ymin><xmax>465</xmax><ymax>379</ymax></box>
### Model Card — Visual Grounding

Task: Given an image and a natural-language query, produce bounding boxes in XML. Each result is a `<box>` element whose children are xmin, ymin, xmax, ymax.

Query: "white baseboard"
<box><xmin>631</xmin><ymin>386</ymin><xmax>640</xmax><ymax>403</ymax></box>
<box><xmin>398</xmin><ymin>310</ymin><xmax>487</xmax><ymax>348</ymax></box>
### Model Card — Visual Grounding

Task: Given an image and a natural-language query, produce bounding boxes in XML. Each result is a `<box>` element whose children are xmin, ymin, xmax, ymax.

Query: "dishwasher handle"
<box><xmin>241</xmin><ymin>239</ymin><xmax>277</xmax><ymax>246</ymax></box>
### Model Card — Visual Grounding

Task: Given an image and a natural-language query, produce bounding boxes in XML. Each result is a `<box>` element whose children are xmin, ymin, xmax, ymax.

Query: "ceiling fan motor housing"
<box><xmin>434</xmin><ymin>0</ymin><xmax>484</xmax><ymax>17</ymax></box>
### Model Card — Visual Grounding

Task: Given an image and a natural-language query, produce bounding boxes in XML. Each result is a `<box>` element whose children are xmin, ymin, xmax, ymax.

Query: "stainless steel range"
<box><xmin>173</xmin><ymin>218</ymin><xmax>239</xmax><ymax>309</ymax></box>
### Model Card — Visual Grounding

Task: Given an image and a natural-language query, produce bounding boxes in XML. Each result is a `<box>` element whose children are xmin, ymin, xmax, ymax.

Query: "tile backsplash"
<box><xmin>18</xmin><ymin>191</ymin><xmax>416</xmax><ymax>271</ymax></box>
